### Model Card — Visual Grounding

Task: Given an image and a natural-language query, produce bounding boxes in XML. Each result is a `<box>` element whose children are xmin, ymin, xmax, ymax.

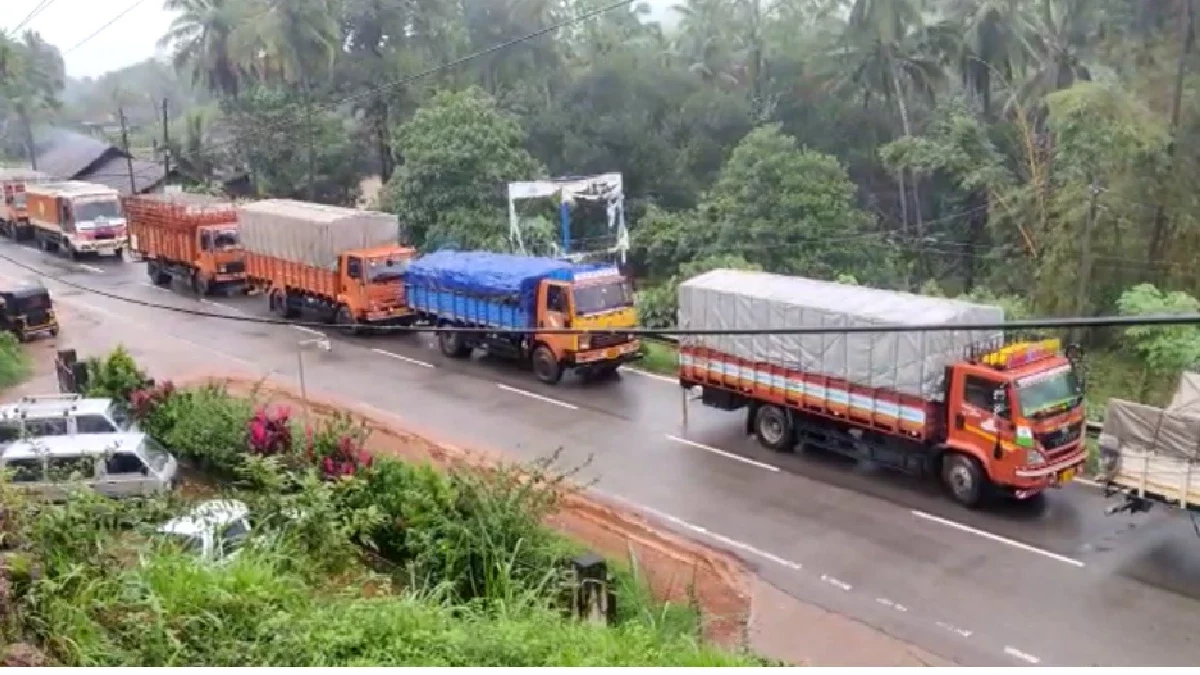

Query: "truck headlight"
<box><xmin>1025</xmin><ymin>447</ymin><xmax>1045</xmax><ymax>466</ymax></box>
<box><xmin>578</xmin><ymin>334</ymin><xmax>590</xmax><ymax>350</ymax></box>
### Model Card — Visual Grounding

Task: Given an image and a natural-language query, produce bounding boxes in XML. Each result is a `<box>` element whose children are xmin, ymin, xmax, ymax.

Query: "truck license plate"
<box><xmin>1057</xmin><ymin>467</ymin><xmax>1076</xmax><ymax>484</ymax></box>
<box><xmin>605</xmin><ymin>348</ymin><xmax>618</xmax><ymax>359</ymax></box>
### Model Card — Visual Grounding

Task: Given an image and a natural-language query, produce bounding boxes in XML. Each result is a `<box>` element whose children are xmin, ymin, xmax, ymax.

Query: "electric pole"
<box><xmin>161</xmin><ymin>98</ymin><xmax>170</xmax><ymax>178</ymax></box>
<box><xmin>118</xmin><ymin>107</ymin><xmax>137</xmax><ymax>194</ymax></box>
<box><xmin>1074</xmin><ymin>181</ymin><xmax>1102</xmax><ymax>342</ymax></box>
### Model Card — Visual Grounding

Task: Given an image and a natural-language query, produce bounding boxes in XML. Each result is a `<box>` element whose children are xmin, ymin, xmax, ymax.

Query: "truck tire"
<box><xmin>754</xmin><ymin>404</ymin><xmax>794</xmax><ymax>452</ymax></box>
<box><xmin>438</xmin><ymin>330</ymin><xmax>471</xmax><ymax>358</ymax></box>
<box><xmin>269</xmin><ymin>290</ymin><xmax>299</xmax><ymax>319</ymax></box>
<box><xmin>942</xmin><ymin>453</ymin><xmax>987</xmax><ymax>508</ymax></box>
<box><xmin>147</xmin><ymin>262</ymin><xmax>170</xmax><ymax>286</ymax></box>
<box><xmin>531</xmin><ymin>345</ymin><xmax>563</xmax><ymax>385</ymax></box>
<box><xmin>335</xmin><ymin>306</ymin><xmax>363</xmax><ymax>336</ymax></box>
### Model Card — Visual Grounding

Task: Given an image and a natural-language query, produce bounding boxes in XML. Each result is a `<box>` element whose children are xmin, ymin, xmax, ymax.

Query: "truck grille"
<box><xmin>1036</xmin><ymin>421</ymin><xmax>1083</xmax><ymax>453</ymax></box>
<box><xmin>222</xmin><ymin>261</ymin><xmax>246</xmax><ymax>274</ymax></box>
<box><xmin>588</xmin><ymin>332</ymin><xmax>629</xmax><ymax>349</ymax></box>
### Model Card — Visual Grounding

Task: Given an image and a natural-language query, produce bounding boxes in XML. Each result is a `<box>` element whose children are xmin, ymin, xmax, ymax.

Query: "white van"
<box><xmin>1</xmin><ymin>432</ymin><xmax>178</xmax><ymax>500</ymax></box>
<box><xmin>0</xmin><ymin>394</ymin><xmax>137</xmax><ymax>444</ymax></box>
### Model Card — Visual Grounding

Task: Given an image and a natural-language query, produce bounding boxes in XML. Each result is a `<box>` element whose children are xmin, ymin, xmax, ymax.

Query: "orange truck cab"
<box><xmin>24</xmin><ymin>181</ymin><xmax>127</xmax><ymax>259</ymax></box>
<box><xmin>678</xmin><ymin>269</ymin><xmax>1088</xmax><ymax>509</ymax></box>
<box><xmin>405</xmin><ymin>251</ymin><xmax>641</xmax><ymax>384</ymax></box>
<box><xmin>236</xmin><ymin>199</ymin><xmax>415</xmax><ymax>333</ymax></box>
<box><xmin>0</xmin><ymin>168</ymin><xmax>48</xmax><ymax>240</ymax></box>
<box><xmin>125</xmin><ymin>193</ymin><xmax>247</xmax><ymax>296</ymax></box>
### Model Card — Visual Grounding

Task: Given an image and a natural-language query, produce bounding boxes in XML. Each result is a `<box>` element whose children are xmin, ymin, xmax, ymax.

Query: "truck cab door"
<box><xmin>341</xmin><ymin>256</ymin><xmax>364</xmax><ymax>290</ymax></box>
<box><xmin>539</xmin><ymin>282</ymin><xmax>571</xmax><ymax>331</ymax></box>
<box><xmin>951</xmin><ymin>370</ymin><xmax>1015</xmax><ymax>460</ymax></box>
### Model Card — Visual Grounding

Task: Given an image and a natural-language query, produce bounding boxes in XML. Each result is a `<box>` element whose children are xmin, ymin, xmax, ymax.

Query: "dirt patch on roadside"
<box><xmin>178</xmin><ymin>374</ymin><xmax>753</xmax><ymax>650</ymax></box>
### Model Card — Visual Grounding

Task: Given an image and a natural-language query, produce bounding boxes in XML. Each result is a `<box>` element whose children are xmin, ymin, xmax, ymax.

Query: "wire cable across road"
<box><xmin>3</xmin><ymin>250</ymin><xmax>1199</xmax><ymax>336</ymax></box>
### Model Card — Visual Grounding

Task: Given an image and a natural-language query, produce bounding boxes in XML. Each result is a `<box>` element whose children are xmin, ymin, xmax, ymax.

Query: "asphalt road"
<box><xmin>4</xmin><ymin>241</ymin><xmax>1200</xmax><ymax>667</ymax></box>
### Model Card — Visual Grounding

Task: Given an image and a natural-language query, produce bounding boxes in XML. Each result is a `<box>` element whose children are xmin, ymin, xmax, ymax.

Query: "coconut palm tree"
<box><xmin>159</xmin><ymin>0</ymin><xmax>256</xmax><ymax>98</ymax></box>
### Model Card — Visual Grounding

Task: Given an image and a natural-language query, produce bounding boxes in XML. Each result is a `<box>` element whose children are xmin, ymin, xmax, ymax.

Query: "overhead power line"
<box><xmin>7</xmin><ymin>0</ymin><xmax>56</xmax><ymax>36</ymax></box>
<box><xmin>62</xmin><ymin>0</ymin><xmax>148</xmax><ymax>56</ymax></box>
<box><xmin>0</xmin><ymin>249</ymin><xmax>1197</xmax><ymax>336</ymax></box>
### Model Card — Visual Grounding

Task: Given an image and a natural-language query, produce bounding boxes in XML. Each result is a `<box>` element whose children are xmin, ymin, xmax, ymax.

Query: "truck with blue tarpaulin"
<box><xmin>404</xmin><ymin>250</ymin><xmax>640</xmax><ymax>384</ymax></box>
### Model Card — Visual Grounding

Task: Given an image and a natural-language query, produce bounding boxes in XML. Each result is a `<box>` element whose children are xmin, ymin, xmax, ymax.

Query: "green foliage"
<box><xmin>385</xmin><ymin>87</ymin><xmax>544</xmax><ymax>250</ymax></box>
<box><xmin>1116</xmin><ymin>284</ymin><xmax>1200</xmax><ymax>378</ymax></box>
<box><xmin>83</xmin><ymin>346</ymin><xmax>150</xmax><ymax>402</ymax></box>
<box><xmin>0</xmin><ymin>332</ymin><xmax>30</xmax><ymax>389</ymax></box>
<box><xmin>143</xmin><ymin>384</ymin><xmax>254</xmax><ymax>478</ymax></box>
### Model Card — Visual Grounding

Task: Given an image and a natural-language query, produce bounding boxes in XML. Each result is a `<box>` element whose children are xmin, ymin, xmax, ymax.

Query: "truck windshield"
<box><xmin>573</xmin><ymin>280</ymin><xmax>632</xmax><ymax>315</ymax></box>
<box><xmin>74</xmin><ymin>200</ymin><xmax>122</xmax><ymax>222</ymax></box>
<box><xmin>12</xmin><ymin>193</ymin><xmax>26</xmax><ymax>208</ymax></box>
<box><xmin>211</xmin><ymin>229</ymin><xmax>239</xmax><ymax>249</ymax></box>
<box><xmin>1016</xmin><ymin>365</ymin><xmax>1081</xmax><ymax>419</ymax></box>
<box><xmin>366</xmin><ymin>257</ymin><xmax>407</xmax><ymax>284</ymax></box>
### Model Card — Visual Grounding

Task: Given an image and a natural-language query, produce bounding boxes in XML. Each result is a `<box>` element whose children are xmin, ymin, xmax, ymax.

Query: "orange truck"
<box><xmin>677</xmin><ymin>270</ymin><xmax>1089</xmax><ymax>508</ymax></box>
<box><xmin>236</xmin><ymin>199</ymin><xmax>416</xmax><ymax>333</ymax></box>
<box><xmin>24</xmin><ymin>181</ymin><xmax>127</xmax><ymax>259</ymax></box>
<box><xmin>124</xmin><ymin>193</ymin><xmax>247</xmax><ymax>296</ymax></box>
<box><xmin>0</xmin><ymin>167</ymin><xmax>48</xmax><ymax>240</ymax></box>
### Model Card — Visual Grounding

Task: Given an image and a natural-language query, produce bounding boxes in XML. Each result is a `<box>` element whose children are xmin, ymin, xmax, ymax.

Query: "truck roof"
<box><xmin>25</xmin><ymin>180</ymin><xmax>118</xmax><ymax>198</ymax></box>
<box><xmin>128</xmin><ymin>192</ymin><xmax>232</xmax><ymax>208</ymax></box>
<box><xmin>0</xmin><ymin>167</ymin><xmax>47</xmax><ymax>182</ymax></box>
<box><xmin>239</xmin><ymin>199</ymin><xmax>392</xmax><ymax>224</ymax></box>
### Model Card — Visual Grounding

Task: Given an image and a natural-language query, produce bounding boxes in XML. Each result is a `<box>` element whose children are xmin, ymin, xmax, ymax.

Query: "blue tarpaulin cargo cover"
<box><xmin>404</xmin><ymin>250</ymin><xmax>576</xmax><ymax>328</ymax></box>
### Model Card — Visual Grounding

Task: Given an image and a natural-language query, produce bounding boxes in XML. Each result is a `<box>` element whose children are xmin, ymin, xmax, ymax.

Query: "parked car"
<box><xmin>0</xmin><ymin>432</ymin><xmax>178</xmax><ymax>500</ymax></box>
<box><xmin>0</xmin><ymin>394</ymin><xmax>137</xmax><ymax>445</ymax></box>
<box><xmin>157</xmin><ymin>499</ymin><xmax>252</xmax><ymax>562</ymax></box>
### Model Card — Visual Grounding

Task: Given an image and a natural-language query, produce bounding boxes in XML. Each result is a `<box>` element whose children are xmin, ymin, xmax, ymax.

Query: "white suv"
<box><xmin>0</xmin><ymin>394</ymin><xmax>137</xmax><ymax>443</ymax></box>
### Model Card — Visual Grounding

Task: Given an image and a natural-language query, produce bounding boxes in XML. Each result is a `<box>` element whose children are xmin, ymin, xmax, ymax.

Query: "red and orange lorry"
<box><xmin>0</xmin><ymin>167</ymin><xmax>48</xmax><ymax>240</ymax></box>
<box><xmin>237</xmin><ymin>199</ymin><xmax>415</xmax><ymax>333</ymax></box>
<box><xmin>677</xmin><ymin>269</ymin><xmax>1088</xmax><ymax>507</ymax></box>
<box><xmin>125</xmin><ymin>193</ymin><xmax>247</xmax><ymax>296</ymax></box>
<box><xmin>404</xmin><ymin>250</ymin><xmax>641</xmax><ymax>384</ymax></box>
<box><xmin>24</xmin><ymin>181</ymin><xmax>127</xmax><ymax>259</ymax></box>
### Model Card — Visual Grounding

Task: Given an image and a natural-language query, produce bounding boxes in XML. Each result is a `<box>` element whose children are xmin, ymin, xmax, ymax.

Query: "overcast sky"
<box><xmin>4</xmin><ymin>0</ymin><xmax>678</xmax><ymax>80</ymax></box>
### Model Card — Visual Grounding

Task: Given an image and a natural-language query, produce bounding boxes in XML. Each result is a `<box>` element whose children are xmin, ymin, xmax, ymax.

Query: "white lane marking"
<box><xmin>626</xmin><ymin>500</ymin><xmax>803</xmax><ymax>571</ymax></box>
<box><xmin>820</xmin><ymin>574</ymin><xmax>853</xmax><ymax>591</ymax></box>
<box><xmin>666</xmin><ymin>434</ymin><xmax>780</xmax><ymax>472</ymax></box>
<box><xmin>621</xmin><ymin>366</ymin><xmax>677</xmax><ymax>384</ymax></box>
<box><xmin>1073</xmin><ymin>477</ymin><xmax>1102</xmax><ymax>489</ymax></box>
<box><xmin>496</xmin><ymin>383</ymin><xmax>577</xmax><ymax>410</ymax></box>
<box><xmin>291</xmin><ymin>325</ymin><xmax>325</xmax><ymax>337</ymax></box>
<box><xmin>141</xmin><ymin>282</ymin><xmax>171</xmax><ymax>293</ymax></box>
<box><xmin>936</xmin><ymin>621</ymin><xmax>973</xmax><ymax>638</ymax></box>
<box><xmin>911</xmin><ymin>510</ymin><xmax>1086</xmax><ymax>568</ymax></box>
<box><xmin>372</xmin><ymin>348</ymin><xmax>434</xmax><ymax>369</ymax></box>
<box><xmin>875</xmin><ymin>597</ymin><xmax>908</xmax><ymax>612</ymax></box>
<box><xmin>76</xmin><ymin>264</ymin><xmax>105</xmax><ymax>274</ymax></box>
<box><xmin>1004</xmin><ymin>646</ymin><xmax>1041</xmax><ymax>664</ymax></box>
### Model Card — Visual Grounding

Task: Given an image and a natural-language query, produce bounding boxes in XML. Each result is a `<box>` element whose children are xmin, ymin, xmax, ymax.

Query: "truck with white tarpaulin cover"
<box><xmin>677</xmin><ymin>269</ymin><xmax>1089</xmax><ymax>507</ymax></box>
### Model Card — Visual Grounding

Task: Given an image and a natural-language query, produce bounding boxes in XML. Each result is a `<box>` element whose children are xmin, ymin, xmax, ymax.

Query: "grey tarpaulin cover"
<box><xmin>237</xmin><ymin>199</ymin><xmax>399</xmax><ymax>269</ymax></box>
<box><xmin>1103</xmin><ymin>373</ymin><xmax>1200</xmax><ymax>462</ymax></box>
<box><xmin>677</xmin><ymin>269</ymin><xmax>1004</xmax><ymax>399</ymax></box>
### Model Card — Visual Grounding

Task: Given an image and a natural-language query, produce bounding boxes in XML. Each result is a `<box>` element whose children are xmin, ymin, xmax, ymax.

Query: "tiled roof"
<box><xmin>80</xmin><ymin>156</ymin><xmax>167</xmax><ymax>195</ymax></box>
<box><xmin>34</xmin><ymin>131</ymin><xmax>115</xmax><ymax>180</ymax></box>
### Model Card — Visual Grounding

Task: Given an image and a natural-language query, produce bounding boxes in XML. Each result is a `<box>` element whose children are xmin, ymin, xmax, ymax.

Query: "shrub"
<box><xmin>247</xmin><ymin>405</ymin><xmax>294</xmax><ymax>458</ymax></box>
<box><xmin>147</xmin><ymin>384</ymin><xmax>254</xmax><ymax>477</ymax></box>
<box><xmin>0</xmin><ymin>332</ymin><xmax>29</xmax><ymax>389</ymax></box>
<box><xmin>83</xmin><ymin>346</ymin><xmax>150</xmax><ymax>401</ymax></box>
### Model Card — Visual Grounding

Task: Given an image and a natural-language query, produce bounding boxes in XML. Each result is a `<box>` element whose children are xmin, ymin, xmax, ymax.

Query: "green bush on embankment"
<box><xmin>0</xmin><ymin>348</ymin><xmax>763</xmax><ymax>666</ymax></box>
<box><xmin>0</xmin><ymin>331</ymin><xmax>30</xmax><ymax>389</ymax></box>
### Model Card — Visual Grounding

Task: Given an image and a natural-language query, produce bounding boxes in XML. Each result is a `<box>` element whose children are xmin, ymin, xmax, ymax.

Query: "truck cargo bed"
<box><xmin>405</xmin><ymin>284</ymin><xmax>531</xmax><ymax>328</ymax></box>
<box><xmin>245</xmin><ymin>252</ymin><xmax>337</xmax><ymax>297</ymax></box>
<box><xmin>1101</xmin><ymin>382</ymin><xmax>1200</xmax><ymax>512</ymax></box>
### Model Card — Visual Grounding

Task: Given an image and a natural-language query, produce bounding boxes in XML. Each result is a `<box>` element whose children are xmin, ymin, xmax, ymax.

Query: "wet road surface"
<box><xmin>4</xmin><ymin>241</ymin><xmax>1200</xmax><ymax>666</ymax></box>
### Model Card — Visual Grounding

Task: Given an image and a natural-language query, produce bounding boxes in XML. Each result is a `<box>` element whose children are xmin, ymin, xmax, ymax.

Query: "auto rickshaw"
<box><xmin>0</xmin><ymin>281</ymin><xmax>58</xmax><ymax>341</ymax></box>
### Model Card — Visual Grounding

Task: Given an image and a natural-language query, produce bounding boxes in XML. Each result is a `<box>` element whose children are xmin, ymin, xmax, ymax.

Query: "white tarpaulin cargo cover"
<box><xmin>237</xmin><ymin>200</ymin><xmax>399</xmax><ymax>269</ymax></box>
<box><xmin>677</xmin><ymin>269</ymin><xmax>1004</xmax><ymax>399</ymax></box>
<box><xmin>1169</xmin><ymin>371</ymin><xmax>1200</xmax><ymax>415</ymax></box>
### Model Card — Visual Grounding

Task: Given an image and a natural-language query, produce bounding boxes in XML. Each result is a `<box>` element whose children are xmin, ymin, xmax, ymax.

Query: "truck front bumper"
<box><xmin>363</xmin><ymin>307</ymin><xmax>417</xmax><ymax>325</ymax></box>
<box><xmin>571</xmin><ymin>341</ymin><xmax>642</xmax><ymax>367</ymax></box>
<box><xmin>1004</xmin><ymin>444</ymin><xmax>1089</xmax><ymax>496</ymax></box>
<box><xmin>75</xmin><ymin>238</ymin><xmax>126</xmax><ymax>254</ymax></box>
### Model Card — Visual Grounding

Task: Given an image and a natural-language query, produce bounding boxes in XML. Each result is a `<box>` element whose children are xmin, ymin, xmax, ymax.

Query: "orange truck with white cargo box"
<box><xmin>237</xmin><ymin>199</ymin><xmax>416</xmax><ymax>333</ymax></box>
<box><xmin>0</xmin><ymin>168</ymin><xmax>49</xmax><ymax>240</ymax></box>
<box><xmin>24</xmin><ymin>181</ymin><xmax>127</xmax><ymax>259</ymax></box>
<box><xmin>124</xmin><ymin>193</ymin><xmax>247</xmax><ymax>296</ymax></box>
<box><xmin>677</xmin><ymin>269</ymin><xmax>1089</xmax><ymax>508</ymax></box>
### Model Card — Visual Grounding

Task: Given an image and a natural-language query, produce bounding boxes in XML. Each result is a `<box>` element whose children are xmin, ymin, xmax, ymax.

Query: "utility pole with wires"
<box><xmin>118</xmin><ymin>107</ymin><xmax>136</xmax><ymax>194</ymax></box>
<box><xmin>161</xmin><ymin>98</ymin><xmax>170</xmax><ymax>178</ymax></box>
<box><xmin>1074</xmin><ymin>181</ymin><xmax>1102</xmax><ymax>342</ymax></box>
<box><xmin>306</xmin><ymin>93</ymin><xmax>316</xmax><ymax>201</ymax></box>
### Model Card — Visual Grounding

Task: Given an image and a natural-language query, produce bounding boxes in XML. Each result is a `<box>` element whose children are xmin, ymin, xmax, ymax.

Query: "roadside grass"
<box><xmin>638</xmin><ymin>340</ymin><xmax>678</xmax><ymax>376</ymax></box>
<box><xmin>0</xmin><ymin>331</ymin><xmax>31</xmax><ymax>390</ymax></box>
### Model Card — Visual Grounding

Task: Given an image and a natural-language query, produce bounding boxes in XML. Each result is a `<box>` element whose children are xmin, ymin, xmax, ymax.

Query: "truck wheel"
<box><xmin>438</xmin><ymin>330</ymin><xmax>471</xmax><ymax>358</ymax></box>
<box><xmin>942</xmin><ymin>453</ymin><xmax>987</xmax><ymax>508</ymax></box>
<box><xmin>335</xmin><ymin>306</ymin><xmax>362</xmax><ymax>336</ymax></box>
<box><xmin>531</xmin><ymin>345</ymin><xmax>563</xmax><ymax>385</ymax></box>
<box><xmin>754</xmin><ymin>404</ymin><xmax>794</xmax><ymax>452</ymax></box>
